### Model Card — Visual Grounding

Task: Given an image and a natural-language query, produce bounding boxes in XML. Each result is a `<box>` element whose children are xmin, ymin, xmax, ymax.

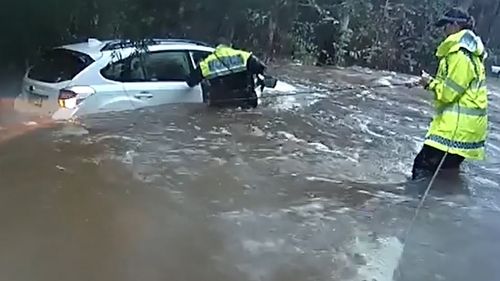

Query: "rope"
<box><xmin>205</xmin><ymin>80</ymin><xmax>415</xmax><ymax>104</ymax></box>
<box><xmin>395</xmin><ymin>50</ymin><xmax>482</xmax><ymax>278</ymax></box>
<box><xmin>394</xmin><ymin>103</ymin><xmax>463</xmax><ymax>280</ymax></box>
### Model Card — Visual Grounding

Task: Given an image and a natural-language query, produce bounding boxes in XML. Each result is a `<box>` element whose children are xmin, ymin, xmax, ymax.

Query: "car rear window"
<box><xmin>27</xmin><ymin>48</ymin><xmax>94</xmax><ymax>83</ymax></box>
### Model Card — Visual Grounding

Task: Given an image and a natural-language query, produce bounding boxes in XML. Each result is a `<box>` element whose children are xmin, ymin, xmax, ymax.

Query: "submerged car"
<box><xmin>14</xmin><ymin>38</ymin><xmax>271</xmax><ymax>121</ymax></box>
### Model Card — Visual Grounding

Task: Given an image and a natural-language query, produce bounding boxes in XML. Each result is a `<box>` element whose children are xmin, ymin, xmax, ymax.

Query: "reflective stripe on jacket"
<box><xmin>199</xmin><ymin>45</ymin><xmax>252</xmax><ymax>80</ymax></box>
<box><xmin>424</xmin><ymin>29</ymin><xmax>488</xmax><ymax>160</ymax></box>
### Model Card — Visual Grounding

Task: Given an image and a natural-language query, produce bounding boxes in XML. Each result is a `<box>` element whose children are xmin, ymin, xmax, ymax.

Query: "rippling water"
<box><xmin>1</xmin><ymin>65</ymin><xmax>499</xmax><ymax>281</ymax></box>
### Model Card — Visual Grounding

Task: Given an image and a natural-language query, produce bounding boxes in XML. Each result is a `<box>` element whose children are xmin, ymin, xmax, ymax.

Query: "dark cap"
<box><xmin>435</xmin><ymin>8</ymin><xmax>471</xmax><ymax>27</ymax></box>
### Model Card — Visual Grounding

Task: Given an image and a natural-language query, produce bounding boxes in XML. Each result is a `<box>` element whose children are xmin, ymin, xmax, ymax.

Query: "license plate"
<box><xmin>28</xmin><ymin>93</ymin><xmax>46</xmax><ymax>107</ymax></box>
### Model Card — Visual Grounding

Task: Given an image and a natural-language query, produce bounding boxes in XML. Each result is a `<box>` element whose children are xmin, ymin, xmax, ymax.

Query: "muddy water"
<box><xmin>0</xmin><ymin>65</ymin><xmax>499</xmax><ymax>281</ymax></box>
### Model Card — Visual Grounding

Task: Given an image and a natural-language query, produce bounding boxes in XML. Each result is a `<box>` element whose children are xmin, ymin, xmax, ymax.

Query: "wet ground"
<box><xmin>0</xmin><ymin>64</ymin><xmax>499</xmax><ymax>281</ymax></box>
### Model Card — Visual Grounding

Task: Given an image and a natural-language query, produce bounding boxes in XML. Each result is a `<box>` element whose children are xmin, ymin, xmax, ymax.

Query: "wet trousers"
<box><xmin>206</xmin><ymin>72</ymin><xmax>258</xmax><ymax>109</ymax></box>
<box><xmin>208</xmin><ymin>88</ymin><xmax>258</xmax><ymax>108</ymax></box>
<box><xmin>411</xmin><ymin>144</ymin><xmax>465</xmax><ymax>180</ymax></box>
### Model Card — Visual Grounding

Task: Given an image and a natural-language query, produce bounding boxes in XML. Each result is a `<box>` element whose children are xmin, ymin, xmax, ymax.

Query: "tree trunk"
<box><xmin>268</xmin><ymin>14</ymin><xmax>277</xmax><ymax>58</ymax></box>
<box><xmin>336</xmin><ymin>12</ymin><xmax>351</xmax><ymax>65</ymax></box>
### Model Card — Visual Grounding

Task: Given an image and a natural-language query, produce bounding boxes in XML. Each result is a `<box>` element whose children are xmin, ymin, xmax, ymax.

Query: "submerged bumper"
<box><xmin>13</xmin><ymin>95</ymin><xmax>77</xmax><ymax>121</ymax></box>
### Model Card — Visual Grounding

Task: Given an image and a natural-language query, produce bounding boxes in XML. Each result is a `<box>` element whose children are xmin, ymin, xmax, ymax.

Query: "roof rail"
<box><xmin>100</xmin><ymin>38</ymin><xmax>212</xmax><ymax>51</ymax></box>
<box><xmin>151</xmin><ymin>38</ymin><xmax>212</xmax><ymax>46</ymax></box>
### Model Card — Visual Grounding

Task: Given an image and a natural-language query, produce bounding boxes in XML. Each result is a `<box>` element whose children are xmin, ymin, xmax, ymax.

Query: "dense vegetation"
<box><xmin>1</xmin><ymin>0</ymin><xmax>500</xmax><ymax>78</ymax></box>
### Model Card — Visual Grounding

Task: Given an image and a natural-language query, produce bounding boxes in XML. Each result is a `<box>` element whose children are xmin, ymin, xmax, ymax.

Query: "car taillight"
<box><xmin>58</xmin><ymin>90</ymin><xmax>77</xmax><ymax>108</ymax></box>
<box><xmin>58</xmin><ymin>90</ymin><xmax>77</xmax><ymax>99</ymax></box>
<box><xmin>58</xmin><ymin>86</ymin><xmax>95</xmax><ymax>109</ymax></box>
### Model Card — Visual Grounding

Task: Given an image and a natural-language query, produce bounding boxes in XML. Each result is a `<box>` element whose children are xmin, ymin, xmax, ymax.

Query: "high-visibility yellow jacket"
<box><xmin>186</xmin><ymin>44</ymin><xmax>265</xmax><ymax>88</ymax></box>
<box><xmin>424</xmin><ymin>29</ymin><xmax>488</xmax><ymax>160</ymax></box>
<box><xmin>199</xmin><ymin>45</ymin><xmax>252</xmax><ymax>79</ymax></box>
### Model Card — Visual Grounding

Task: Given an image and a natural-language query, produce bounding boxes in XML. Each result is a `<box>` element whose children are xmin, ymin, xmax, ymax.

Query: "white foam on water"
<box><xmin>165</xmin><ymin>148</ymin><xmax>210</xmax><ymax>156</ymax></box>
<box><xmin>277</xmin><ymin>131</ymin><xmax>307</xmax><ymax>143</ymax></box>
<box><xmin>364</xmin><ymin>91</ymin><xmax>389</xmax><ymax>103</ymax></box>
<box><xmin>220</xmin><ymin>127</ymin><xmax>232</xmax><ymax>135</ymax></box>
<box><xmin>249</xmin><ymin>125</ymin><xmax>266</xmax><ymax>137</ymax></box>
<box><xmin>102</xmin><ymin>149</ymin><xmax>138</xmax><ymax>166</ymax></box>
<box><xmin>489</xmin><ymin>130</ymin><xmax>500</xmax><ymax>140</ymax></box>
<box><xmin>352</xmin><ymin>235</ymin><xmax>404</xmax><ymax>281</ymax></box>
<box><xmin>164</xmin><ymin>127</ymin><xmax>185</xmax><ymax>133</ymax></box>
<box><xmin>304</xmin><ymin>93</ymin><xmax>329</xmax><ymax>107</ymax></box>
<box><xmin>352</xmin><ymin>116</ymin><xmax>387</xmax><ymax>139</ymax></box>
<box><xmin>281</xmin><ymin>199</ymin><xmax>322</xmax><ymax>216</ymax></box>
<box><xmin>357</xmin><ymin>190</ymin><xmax>373</xmax><ymax>196</ymax></box>
<box><xmin>211</xmin><ymin>157</ymin><xmax>228</xmax><ymax>166</ymax></box>
<box><xmin>53</xmin><ymin>125</ymin><xmax>89</xmax><ymax>137</ymax></box>
<box><xmin>23</xmin><ymin>121</ymin><xmax>38</xmax><ymax>126</ymax></box>
<box><xmin>486</xmin><ymin>131</ymin><xmax>500</xmax><ymax>155</ymax></box>
<box><xmin>283</xmin><ymin>198</ymin><xmax>345</xmax><ymax>222</ymax></box>
<box><xmin>275</xmin><ymin>131</ymin><xmax>347</xmax><ymax>158</ymax></box>
<box><xmin>406</xmin><ymin>105</ymin><xmax>431</xmax><ymax>116</ymax></box>
<box><xmin>332</xmin><ymin>207</ymin><xmax>352</xmax><ymax>214</ymax></box>
<box><xmin>305</xmin><ymin>176</ymin><xmax>342</xmax><ymax>184</ymax></box>
<box><xmin>218</xmin><ymin>208</ymin><xmax>256</xmax><ymax>220</ymax></box>
<box><xmin>375</xmin><ymin>191</ymin><xmax>411</xmax><ymax>204</ymax></box>
<box><xmin>264</xmin><ymin>80</ymin><xmax>328</xmax><ymax>110</ymax></box>
<box><xmin>289</xmin><ymin>200</ymin><xmax>326</xmax><ymax>213</ymax></box>
<box><xmin>473</xmin><ymin>176</ymin><xmax>499</xmax><ymax>188</ymax></box>
<box><xmin>307</xmin><ymin>142</ymin><xmax>335</xmax><ymax>153</ymax></box>
<box><xmin>268</xmin><ymin>81</ymin><xmax>299</xmax><ymax>93</ymax></box>
<box><xmin>487</xmin><ymin>85</ymin><xmax>500</xmax><ymax>99</ymax></box>
<box><xmin>216</xmin><ymin>198</ymin><xmax>408</xmax><ymax>281</ymax></box>
<box><xmin>338</xmin><ymin>150</ymin><xmax>361</xmax><ymax>163</ymax></box>
<box><xmin>271</xmin><ymin>96</ymin><xmax>298</xmax><ymax>111</ymax></box>
<box><xmin>91</xmin><ymin>135</ymin><xmax>139</xmax><ymax>144</ymax></box>
<box><xmin>122</xmin><ymin>150</ymin><xmax>137</xmax><ymax>165</ymax></box>
<box><xmin>242</xmin><ymin>238</ymin><xmax>286</xmax><ymax>255</ymax></box>
<box><xmin>263</xmin><ymin>155</ymin><xmax>292</xmax><ymax>161</ymax></box>
<box><xmin>373</xmin><ymin>76</ymin><xmax>393</xmax><ymax>87</ymax></box>
<box><xmin>272</xmin><ymin>95</ymin><xmax>326</xmax><ymax>111</ymax></box>
<box><xmin>208</xmin><ymin>127</ymin><xmax>232</xmax><ymax>136</ymax></box>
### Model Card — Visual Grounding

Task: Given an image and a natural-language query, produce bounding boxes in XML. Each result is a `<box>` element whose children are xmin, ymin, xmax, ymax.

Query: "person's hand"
<box><xmin>257</xmin><ymin>77</ymin><xmax>265</xmax><ymax>92</ymax></box>
<box><xmin>418</xmin><ymin>70</ymin><xmax>432</xmax><ymax>87</ymax></box>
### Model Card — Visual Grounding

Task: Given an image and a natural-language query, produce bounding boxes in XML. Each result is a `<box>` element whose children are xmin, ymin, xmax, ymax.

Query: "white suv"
<box><xmin>13</xmin><ymin>38</ymin><xmax>231</xmax><ymax>121</ymax></box>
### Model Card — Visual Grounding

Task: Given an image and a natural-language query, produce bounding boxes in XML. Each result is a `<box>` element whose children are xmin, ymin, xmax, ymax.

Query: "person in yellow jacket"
<box><xmin>186</xmin><ymin>37</ymin><xmax>267</xmax><ymax>108</ymax></box>
<box><xmin>412</xmin><ymin>8</ymin><xmax>489</xmax><ymax>180</ymax></box>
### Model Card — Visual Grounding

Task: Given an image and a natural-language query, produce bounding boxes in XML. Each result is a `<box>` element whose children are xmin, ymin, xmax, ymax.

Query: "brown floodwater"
<box><xmin>1</xmin><ymin>64</ymin><xmax>499</xmax><ymax>281</ymax></box>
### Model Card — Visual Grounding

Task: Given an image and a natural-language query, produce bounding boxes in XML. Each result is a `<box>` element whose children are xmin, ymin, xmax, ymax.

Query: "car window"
<box><xmin>191</xmin><ymin>51</ymin><xmax>212</xmax><ymax>66</ymax></box>
<box><xmin>143</xmin><ymin>51</ymin><xmax>191</xmax><ymax>82</ymax></box>
<box><xmin>28</xmin><ymin>48</ymin><xmax>94</xmax><ymax>83</ymax></box>
<box><xmin>100</xmin><ymin>53</ymin><xmax>146</xmax><ymax>82</ymax></box>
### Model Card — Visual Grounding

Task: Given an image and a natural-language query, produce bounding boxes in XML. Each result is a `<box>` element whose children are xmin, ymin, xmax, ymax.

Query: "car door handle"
<box><xmin>134</xmin><ymin>92</ymin><xmax>153</xmax><ymax>99</ymax></box>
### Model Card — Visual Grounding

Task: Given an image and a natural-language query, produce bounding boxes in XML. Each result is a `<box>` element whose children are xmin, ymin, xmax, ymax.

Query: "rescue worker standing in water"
<box><xmin>186</xmin><ymin>38</ymin><xmax>267</xmax><ymax>108</ymax></box>
<box><xmin>412</xmin><ymin>8</ymin><xmax>489</xmax><ymax>180</ymax></box>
